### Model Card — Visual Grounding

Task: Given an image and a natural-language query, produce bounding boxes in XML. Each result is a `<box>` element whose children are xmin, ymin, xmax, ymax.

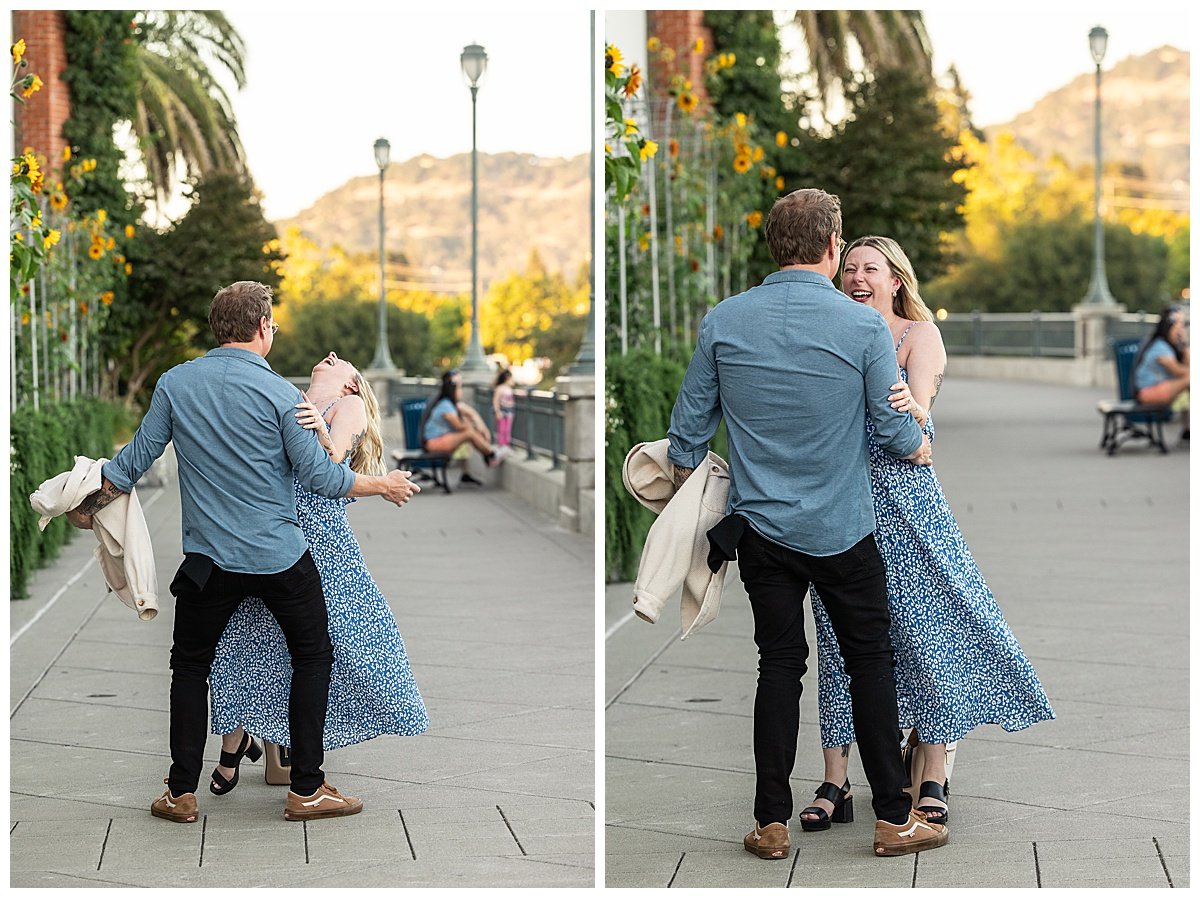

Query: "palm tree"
<box><xmin>132</xmin><ymin>10</ymin><xmax>248</xmax><ymax>206</ymax></box>
<box><xmin>791</xmin><ymin>10</ymin><xmax>934</xmax><ymax>112</ymax></box>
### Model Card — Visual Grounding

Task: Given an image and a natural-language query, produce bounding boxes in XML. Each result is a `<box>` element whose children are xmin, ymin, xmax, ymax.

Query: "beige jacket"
<box><xmin>29</xmin><ymin>456</ymin><xmax>159</xmax><ymax>620</ymax></box>
<box><xmin>622</xmin><ymin>439</ymin><xmax>730</xmax><ymax>639</ymax></box>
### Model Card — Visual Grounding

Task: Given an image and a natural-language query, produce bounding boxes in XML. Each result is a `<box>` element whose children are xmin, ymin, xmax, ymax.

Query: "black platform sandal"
<box><xmin>917</xmin><ymin>780</ymin><xmax>949</xmax><ymax>825</ymax></box>
<box><xmin>209</xmin><ymin>731</ymin><xmax>263</xmax><ymax>795</ymax></box>
<box><xmin>799</xmin><ymin>780</ymin><xmax>854</xmax><ymax>832</ymax></box>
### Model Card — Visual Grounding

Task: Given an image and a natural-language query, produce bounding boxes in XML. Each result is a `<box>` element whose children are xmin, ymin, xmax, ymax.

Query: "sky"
<box><xmin>225</xmin><ymin>7</ymin><xmax>593</xmax><ymax>221</ymax></box>
<box><xmin>920</xmin><ymin>2</ymin><xmax>1192</xmax><ymax>127</ymax></box>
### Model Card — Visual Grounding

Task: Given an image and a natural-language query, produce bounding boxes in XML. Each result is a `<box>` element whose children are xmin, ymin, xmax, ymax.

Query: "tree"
<box><xmin>130</xmin><ymin>10</ymin><xmax>248</xmax><ymax>206</ymax></box>
<box><xmin>110</xmin><ymin>171</ymin><xmax>283</xmax><ymax>405</ymax></box>
<box><xmin>267</xmin><ymin>297</ymin><xmax>433</xmax><ymax>379</ymax></box>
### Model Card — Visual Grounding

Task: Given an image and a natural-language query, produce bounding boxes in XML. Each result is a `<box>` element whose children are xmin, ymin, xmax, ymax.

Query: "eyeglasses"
<box><xmin>264</xmin><ymin>318</ymin><xmax>279</xmax><ymax>335</ymax></box>
<box><xmin>836</xmin><ymin>236</ymin><xmax>847</xmax><ymax>254</ymax></box>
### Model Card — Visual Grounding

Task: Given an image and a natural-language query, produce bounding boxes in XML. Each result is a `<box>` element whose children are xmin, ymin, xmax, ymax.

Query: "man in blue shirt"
<box><xmin>69</xmin><ymin>281</ymin><xmax>419</xmax><ymax>824</ymax></box>
<box><xmin>668</xmin><ymin>189</ymin><xmax>947</xmax><ymax>859</ymax></box>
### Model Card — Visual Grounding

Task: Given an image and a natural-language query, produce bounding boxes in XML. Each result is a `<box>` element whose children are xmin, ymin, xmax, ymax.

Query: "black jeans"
<box><xmin>166</xmin><ymin>551</ymin><xmax>332</xmax><ymax>797</ymax></box>
<box><xmin>736</xmin><ymin>524</ymin><xmax>910</xmax><ymax>825</ymax></box>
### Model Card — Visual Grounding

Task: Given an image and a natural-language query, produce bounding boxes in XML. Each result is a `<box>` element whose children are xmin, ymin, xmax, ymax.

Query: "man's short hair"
<box><xmin>209</xmin><ymin>281</ymin><xmax>274</xmax><ymax>344</ymax></box>
<box><xmin>763</xmin><ymin>188</ymin><xmax>842</xmax><ymax>267</ymax></box>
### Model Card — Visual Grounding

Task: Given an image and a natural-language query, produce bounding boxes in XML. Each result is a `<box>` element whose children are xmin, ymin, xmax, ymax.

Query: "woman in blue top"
<box><xmin>1132</xmin><ymin>308</ymin><xmax>1189</xmax><ymax>431</ymax></box>
<box><xmin>421</xmin><ymin>369</ymin><xmax>503</xmax><ymax>473</ymax></box>
<box><xmin>800</xmin><ymin>237</ymin><xmax>1054</xmax><ymax>832</ymax></box>
<box><xmin>206</xmin><ymin>351</ymin><xmax>429</xmax><ymax>794</ymax></box>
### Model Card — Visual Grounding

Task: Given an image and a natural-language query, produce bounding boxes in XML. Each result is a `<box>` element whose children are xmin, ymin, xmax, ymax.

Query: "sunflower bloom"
<box><xmin>733</xmin><ymin>155</ymin><xmax>751</xmax><ymax>174</ymax></box>
<box><xmin>692</xmin><ymin>38</ymin><xmax>704</xmax><ymax>53</ymax></box>
<box><xmin>62</xmin><ymin>145</ymin><xmax>72</xmax><ymax>162</ymax></box>
<box><xmin>624</xmin><ymin>118</ymin><xmax>638</xmax><ymax>136</ymax></box>
<box><xmin>752</xmin><ymin>146</ymin><xmax>764</xmax><ymax>162</ymax></box>
<box><xmin>624</xmin><ymin>64</ymin><xmax>642</xmax><ymax>97</ymax></box>
<box><xmin>605</xmin><ymin>43</ymin><xmax>625</xmax><ymax>77</ymax></box>
<box><xmin>638</xmin><ymin>232</ymin><xmax>650</xmax><ymax>251</ymax></box>
<box><xmin>125</xmin><ymin>263</ymin><xmax>133</xmax><ymax>275</ymax></box>
<box><xmin>21</xmin><ymin>312</ymin><xmax>30</xmax><ymax>325</ymax></box>
<box><xmin>776</xmin><ymin>176</ymin><xmax>785</xmax><ymax>190</ymax></box>
<box><xmin>43</xmin><ymin>229</ymin><xmax>61</xmax><ymax>249</ymax></box>
<box><xmin>713</xmin><ymin>224</ymin><xmax>725</xmax><ymax>241</ymax></box>
<box><xmin>669</xmin><ymin>138</ymin><xmax>679</xmax><ymax>158</ymax></box>
<box><xmin>22</xmin><ymin>74</ymin><xmax>43</xmax><ymax>98</ymax></box>
<box><xmin>735</xmin><ymin>112</ymin><xmax>747</xmax><ymax>128</ymax></box>
<box><xmin>79</xmin><ymin>302</ymin><xmax>89</xmax><ymax>315</ymax></box>
<box><xmin>30</xmin><ymin>212</ymin><xmax>41</xmax><ymax>229</ymax></box>
<box><xmin>746</xmin><ymin>211</ymin><xmax>763</xmax><ymax>228</ymax></box>
<box><xmin>12</xmin><ymin>38</ymin><xmax>25</xmax><ymax>65</ymax></box>
<box><xmin>124</xmin><ymin>224</ymin><xmax>135</xmax><ymax>239</ymax></box>
<box><xmin>678</xmin><ymin>92</ymin><xmax>698</xmax><ymax>113</ymax></box>
<box><xmin>639</xmin><ymin>139</ymin><xmax>658</xmax><ymax>161</ymax></box>
<box><xmin>675</xmin><ymin>235</ymin><xmax>684</xmax><ymax>255</ymax></box>
<box><xmin>88</xmin><ymin>243</ymin><xmax>103</xmax><ymax>260</ymax></box>
<box><xmin>50</xmin><ymin>191</ymin><xmax>67</xmax><ymax>211</ymax></box>
<box><xmin>100</xmin><ymin>291</ymin><xmax>114</xmax><ymax>305</ymax></box>
<box><xmin>647</xmin><ymin>36</ymin><xmax>661</xmax><ymax>51</ymax></box>
<box><xmin>95</xmin><ymin>208</ymin><xmax>107</xmax><ymax>223</ymax></box>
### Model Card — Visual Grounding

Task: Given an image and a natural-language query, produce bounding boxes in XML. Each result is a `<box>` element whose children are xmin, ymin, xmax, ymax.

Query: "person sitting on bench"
<box><xmin>421</xmin><ymin>370</ymin><xmax>504</xmax><ymax>484</ymax></box>
<box><xmin>1133</xmin><ymin>306</ymin><xmax>1189</xmax><ymax>438</ymax></box>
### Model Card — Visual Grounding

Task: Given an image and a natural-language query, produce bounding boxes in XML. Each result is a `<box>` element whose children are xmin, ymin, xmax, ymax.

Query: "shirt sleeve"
<box><xmin>863</xmin><ymin>319</ymin><xmax>923</xmax><ymax>459</ymax></box>
<box><xmin>668</xmin><ymin>313</ymin><xmax>722</xmax><ymax>469</ymax></box>
<box><xmin>283</xmin><ymin>395</ymin><xmax>356</xmax><ymax>498</ymax></box>
<box><xmin>102</xmin><ymin>378</ymin><xmax>173</xmax><ymax>492</ymax></box>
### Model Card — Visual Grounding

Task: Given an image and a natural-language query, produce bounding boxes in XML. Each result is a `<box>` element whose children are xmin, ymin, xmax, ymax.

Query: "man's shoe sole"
<box><xmin>875</xmin><ymin>829</ymin><xmax>949</xmax><ymax>856</ymax></box>
<box><xmin>284</xmin><ymin>803</ymin><xmax>364</xmax><ymax>822</ymax></box>
<box><xmin>743</xmin><ymin>839</ymin><xmax>789</xmax><ymax>859</ymax></box>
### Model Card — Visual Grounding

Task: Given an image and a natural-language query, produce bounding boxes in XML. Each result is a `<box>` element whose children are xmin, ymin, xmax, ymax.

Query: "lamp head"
<box><xmin>374</xmin><ymin>137</ymin><xmax>390</xmax><ymax>171</ymax></box>
<box><xmin>461</xmin><ymin>42</ymin><xmax>488</xmax><ymax>88</ymax></box>
<box><xmin>1088</xmin><ymin>26</ymin><xmax>1108</xmax><ymax>66</ymax></box>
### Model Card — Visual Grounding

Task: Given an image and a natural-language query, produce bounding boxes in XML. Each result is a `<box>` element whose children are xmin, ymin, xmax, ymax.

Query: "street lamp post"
<box><xmin>568</xmin><ymin>12</ymin><xmax>596</xmax><ymax>375</ymax></box>
<box><xmin>370</xmin><ymin>137</ymin><xmax>396</xmax><ymax>369</ymax></box>
<box><xmin>460</xmin><ymin>43</ymin><xmax>489</xmax><ymax>372</ymax></box>
<box><xmin>1083</xmin><ymin>25</ymin><xmax>1117</xmax><ymax>306</ymax></box>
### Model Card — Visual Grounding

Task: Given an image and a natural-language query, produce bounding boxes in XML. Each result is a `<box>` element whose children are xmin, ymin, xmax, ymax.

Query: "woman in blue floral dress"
<box><xmin>206</xmin><ymin>351</ymin><xmax>428</xmax><ymax>794</ymax></box>
<box><xmin>799</xmin><ymin>237</ymin><xmax>1054</xmax><ymax>831</ymax></box>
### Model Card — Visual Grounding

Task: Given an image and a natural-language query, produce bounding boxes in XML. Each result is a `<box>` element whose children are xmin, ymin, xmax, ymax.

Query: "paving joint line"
<box><xmin>11</xmin><ymin>588</ymin><xmax>112</xmax><ymax>719</ymax></box>
<box><xmin>667</xmin><ymin>851</ymin><xmax>685</xmax><ymax>887</ymax></box>
<box><xmin>1033</xmin><ymin>841</ymin><xmax>1041</xmax><ymax>887</ymax></box>
<box><xmin>605</xmin><ymin>628</ymin><xmax>683</xmax><ymax>710</ymax></box>
<box><xmin>1153</xmin><ymin>836</ymin><xmax>1174</xmax><ymax>887</ymax></box>
<box><xmin>97</xmin><ymin>818</ymin><xmax>113</xmax><ymax>871</ymax></box>
<box><xmin>497</xmin><ymin>804</ymin><xmax>527</xmax><ymax>856</ymax></box>
<box><xmin>397</xmin><ymin>809</ymin><xmax>416</xmax><ymax>860</ymax></box>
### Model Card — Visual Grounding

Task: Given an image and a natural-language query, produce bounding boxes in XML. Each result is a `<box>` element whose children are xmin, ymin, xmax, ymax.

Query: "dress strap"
<box><xmin>319</xmin><ymin>398</ymin><xmax>342</xmax><ymax>418</ymax></box>
<box><xmin>895</xmin><ymin>322</ymin><xmax>918</xmax><ymax>350</ymax></box>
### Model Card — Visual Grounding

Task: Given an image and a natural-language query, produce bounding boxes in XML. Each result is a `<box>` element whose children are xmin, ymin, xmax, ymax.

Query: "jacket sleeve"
<box><xmin>668</xmin><ymin>314</ymin><xmax>722</xmax><ymax>469</ymax></box>
<box><xmin>863</xmin><ymin>317</ymin><xmax>923</xmax><ymax>459</ymax></box>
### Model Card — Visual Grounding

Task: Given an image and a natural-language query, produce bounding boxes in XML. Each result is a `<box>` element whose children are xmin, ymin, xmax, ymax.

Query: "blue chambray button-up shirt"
<box><xmin>104</xmin><ymin>347</ymin><xmax>356</xmax><ymax>574</ymax></box>
<box><xmin>668</xmin><ymin>269</ymin><xmax>923</xmax><ymax>556</ymax></box>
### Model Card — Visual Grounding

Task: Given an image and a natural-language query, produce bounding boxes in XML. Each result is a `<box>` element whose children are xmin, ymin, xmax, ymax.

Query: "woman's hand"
<box><xmin>296</xmin><ymin>392</ymin><xmax>334</xmax><ymax>453</ymax></box>
<box><xmin>889</xmin><ymin>381</ymin><xmax>928</xmax><ymax>427</ymax></box>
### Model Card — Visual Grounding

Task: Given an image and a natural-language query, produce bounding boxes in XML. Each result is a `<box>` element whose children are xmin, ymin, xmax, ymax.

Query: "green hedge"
<box><xmin>604</xmin><ymin>347</ymin><xmax>728</xmax><ymax>582</ymax></box>
<box><xmin>10</xmin><ymin>398</ymin><xmax>123</xmax><ymax>599</ymax></box>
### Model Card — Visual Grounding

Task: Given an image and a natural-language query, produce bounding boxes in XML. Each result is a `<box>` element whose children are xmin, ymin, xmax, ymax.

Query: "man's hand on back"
<box><xmin>906</xmin><ymin>433</ymin><xmax>932</xmax><ymax>467</ymax></box>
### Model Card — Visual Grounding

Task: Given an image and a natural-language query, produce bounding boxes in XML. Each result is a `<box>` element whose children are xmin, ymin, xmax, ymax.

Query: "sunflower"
<box><xmin>21</xmin><ymin>73</ymin><xmax>42</xmax><ymax>98</ymax></box>
<box><xmin>639</xmin><ymin>139</ymin><xmax>658</xmax><ymax>161</ymax></box>
<box><xmin>752</xmin><ymin>146</ymin><xmax>764</xmax><ymax>162</ymax></box>
<box><xmin>605</xmin><ymin>43</ymin><xmax>625</xmax><ymax>77</ymax></box>
<box><xmin>79</xmin><ymin>302</ymin><xmax>89</xmax><ymax>315</ymax></box>
<box><xmin>43</xmin><ymin>229</ymin><xmax>61</xmax><ymax>249</ymax></box>
<box><xmin>692</xmin><ymin>38</ymin><xmax>704</xmax><ymax>53</ymax></box>
<box><xmin>88</xmin><ymin>243</ymin><xmax>103</xmax><ymax>260</ymax></box>
<box><xmin>124</xmin><ymin>224</ymin><xmax>135</xmax><ymax>239</ymax></box>
<box><xmin>638</xmin><ymin>232</ymin><xmax>650</xmax><ymax>251</ymax></box>
<box><xmin>624</xmin><ymin>64</ymin><xmax>642</xmax><ymax>97</ymax></box>
<box><xmin>678</xmin><ymin>91</ymin><xmax>698</xmax><ymax>113</ymax></box>
<box><xmin>669</xmin><ymin>138</ymin><xmax>679</xmax><ymax>158</ymax></box>
<box><xmin>746</xmin><ymin>211</ymin><xmax>763</xmax><ymax>228</ymax></box>
<box><xmin>713</xmin><ymin>224</ymin><xmax>725</xmax><ymax>241</ymax></box>
<box><xmin>647</xmin><ymin>36</ymin><xmax>661</xmax><ymax>52</ymax></box>
<box><xmin>125</xmin><ymin>263</ymin><xmax>133</xmax><ymax>275</ymax></box>
<box><xmin>776</xmin><ymin>131</ymin><xmax>788</xmax><ymax>147</ymax></box>
<box><xmin>624</xmin><ymin>118</ymin><xmax>638</xmax><ymax>136</ymax></box>
<box><xmin>100</xmin><ymin>291</ymin><xmax>114</xmax><ymax>305</ymax></box>
<box><xmin>776</xmin><ymin>176</ymin><xmax>785</xmax><ymax>191</ymax></box>
<box><xmin>12</xmin><ymin>38</ymin><xmax>26</xmax><ymax>65</ymax></box>
<box><xmin>735</xmin><ymin>112</ymin><xmax>747</xmax><ymax>128</ymax></box>
<box><xmin>733</xmin><ymin>155</ymin><xmax>751</xmax><ymax>174</ymax></box>
<box><xmin>49</xmin><ymin>191</ymin><xmax>67</xmax><ymax>211</ymax></box>
<box><xmin>95</xmin><ymin>208</ymin><xmax>107</xmax><ymax>223</ymax></box>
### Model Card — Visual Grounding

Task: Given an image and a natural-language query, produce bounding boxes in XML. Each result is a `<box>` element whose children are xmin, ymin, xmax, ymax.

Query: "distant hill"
<box><xmin>984</xmin><ymin>46</ymin><xmax>1189</xmax><ymax>195</ymax></box>
<box><xmin>276</xmin><ymin>152</ymin><xmax>589</xmax><ymax>290</ymax></box>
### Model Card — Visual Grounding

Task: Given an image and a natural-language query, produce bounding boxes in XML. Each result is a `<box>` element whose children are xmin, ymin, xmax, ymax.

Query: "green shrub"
<box><xmin>605</xmin><ymin>347</ymin><xmax>730</xmax><ymax>582</ymax></box>
<box><xmin>10</xmin><ymin>398</ymin><xmax>120</xmax><ymax>599</ymax></box>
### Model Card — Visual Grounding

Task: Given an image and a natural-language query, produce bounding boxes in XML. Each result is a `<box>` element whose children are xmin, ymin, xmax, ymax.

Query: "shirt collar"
<box><xmin>207</xmin><ymin>346</ymin><xmax>272</xmax><ymax>369</ymax></box>
<box><xmin>762</xmin><ymin>269</ymin><xmax>836</xmax><ymax>288</ymax></box>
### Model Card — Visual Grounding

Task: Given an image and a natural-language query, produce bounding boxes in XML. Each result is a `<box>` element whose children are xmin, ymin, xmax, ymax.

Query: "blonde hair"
<box><xmin>843</xmin><ymin>235</ymin><xmax>934</xmax><ymax>322</ymax></box>
<box><xmin>349</xmin><ymin>373</ymin><xmax>386</xmax><ymax>476</ymax></box>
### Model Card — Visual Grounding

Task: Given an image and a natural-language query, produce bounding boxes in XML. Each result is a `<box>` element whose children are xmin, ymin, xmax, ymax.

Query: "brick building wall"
<box><xmin>646</xmin><ymin>10</ymin><xmax>713</xmax><ymax>113</ymax></box>
<box><xmin>12</xmin><ymin>10</ymin><xmax>71</xmax><ymax>177</ymax></box>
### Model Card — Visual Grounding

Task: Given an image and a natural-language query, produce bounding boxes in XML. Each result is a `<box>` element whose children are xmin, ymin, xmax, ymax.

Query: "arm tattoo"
<box><xmin>349</xmin><ymin>430</ymin><xmax>365</xmax><ymax>456</ymax></box>
<box><xmin>929</xmin><ymin>371</ymin><xmax>945</xmax><ymax>408</ymax></box>
<box><xmin>672</xmin><ymin>465</ymin><xmax>694</xmax><ymax>489</ymax></box>
<box><xmin>75</xmin><ymin>478</ymin><xmax>125</xmax><ymax>516</ymax></box>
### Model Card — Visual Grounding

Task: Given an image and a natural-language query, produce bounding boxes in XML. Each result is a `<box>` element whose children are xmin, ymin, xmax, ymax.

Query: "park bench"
<box><xmin>391</xmin><ymin>397</ymin><xmax>452</xmax><ymax>493</ymax></box>
<box><xmin>1096</xmin><ymin>337</ymin><xmax>1172</xmax><ymax>455</ymax></box>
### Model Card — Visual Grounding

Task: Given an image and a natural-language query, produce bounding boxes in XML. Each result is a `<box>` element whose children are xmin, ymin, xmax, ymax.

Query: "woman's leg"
<box><xmin>427</xmin><ymin>429</ymin><xmax>491</xmax><ymax>456</ymax></box>
<box><xmin>914</xmin><ymin>737</ymin><xmax>948</xmax><ymax>816</ymax></box>
<box><xmin>1138</xmin><ymin>376</ymin><xmax>1189</xmax><ymax>406</ymax></box>
<box><xmin>213</xmin><ymin>726</ymin><xmax>246</xmax><ymax>783</ymax></box>
<box><xmin>798</xmin><ymin>745</ymin><xmax>852</xmax><ymax>822</ymax></box>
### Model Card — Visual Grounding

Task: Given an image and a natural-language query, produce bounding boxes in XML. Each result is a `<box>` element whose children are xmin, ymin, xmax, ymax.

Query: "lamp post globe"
<box><xmin>1083</xmin><ymin>26</ymin><xmax>1117</xmax><ymax>306</ymax></box>
<box><xmin>371</xmin><ymin>137</ymin><xmax>396</xmax><ymax>369</ymax></box>
<box><xmin>460</xmin><ymin>43</ymin><xmax>490</xmax><ymax>373</ymax></box>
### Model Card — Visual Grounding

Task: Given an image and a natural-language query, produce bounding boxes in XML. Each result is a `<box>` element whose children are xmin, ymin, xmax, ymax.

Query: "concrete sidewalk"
<box><xmin>10</xmin><ymin>454</ymin><xmax>595</xmax><ymax>887</ymax></box>
<box><xmin>605</xmin><ymin>377</ymin><xmax>1189</xmax><ymax>888</ymax></box>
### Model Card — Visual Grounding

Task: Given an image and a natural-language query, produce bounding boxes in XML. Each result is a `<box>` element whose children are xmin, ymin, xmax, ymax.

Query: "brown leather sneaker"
<box><xmin>283</xmin><ymin>781</ymin><xmax>364</xmax><ymax>821</ymax></box>
<box><xmin>744</xmin><ymin>821</ymin><xmax>790</xmax><ymax>859</ymax></box>
<box><xmin>150</xmin><ymin>782</ymin><xmax>199</xmax><ymax>823</ymax></box>
<box><xmin>874</xmin><ymin>808</ymin><xmax>949</xmax><ymax>856</ymax></box>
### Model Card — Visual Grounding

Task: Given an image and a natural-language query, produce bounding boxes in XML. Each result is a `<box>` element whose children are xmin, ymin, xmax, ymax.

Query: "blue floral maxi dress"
<box><xmin>209</xmin><ymin>452</ymin><xmax>429</xmax><ymax>750</ymax></box>
<box><xmin>810</xmin><ymin>357</ymin><xmax>1054</xmax><ymax>749</ymax></box>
